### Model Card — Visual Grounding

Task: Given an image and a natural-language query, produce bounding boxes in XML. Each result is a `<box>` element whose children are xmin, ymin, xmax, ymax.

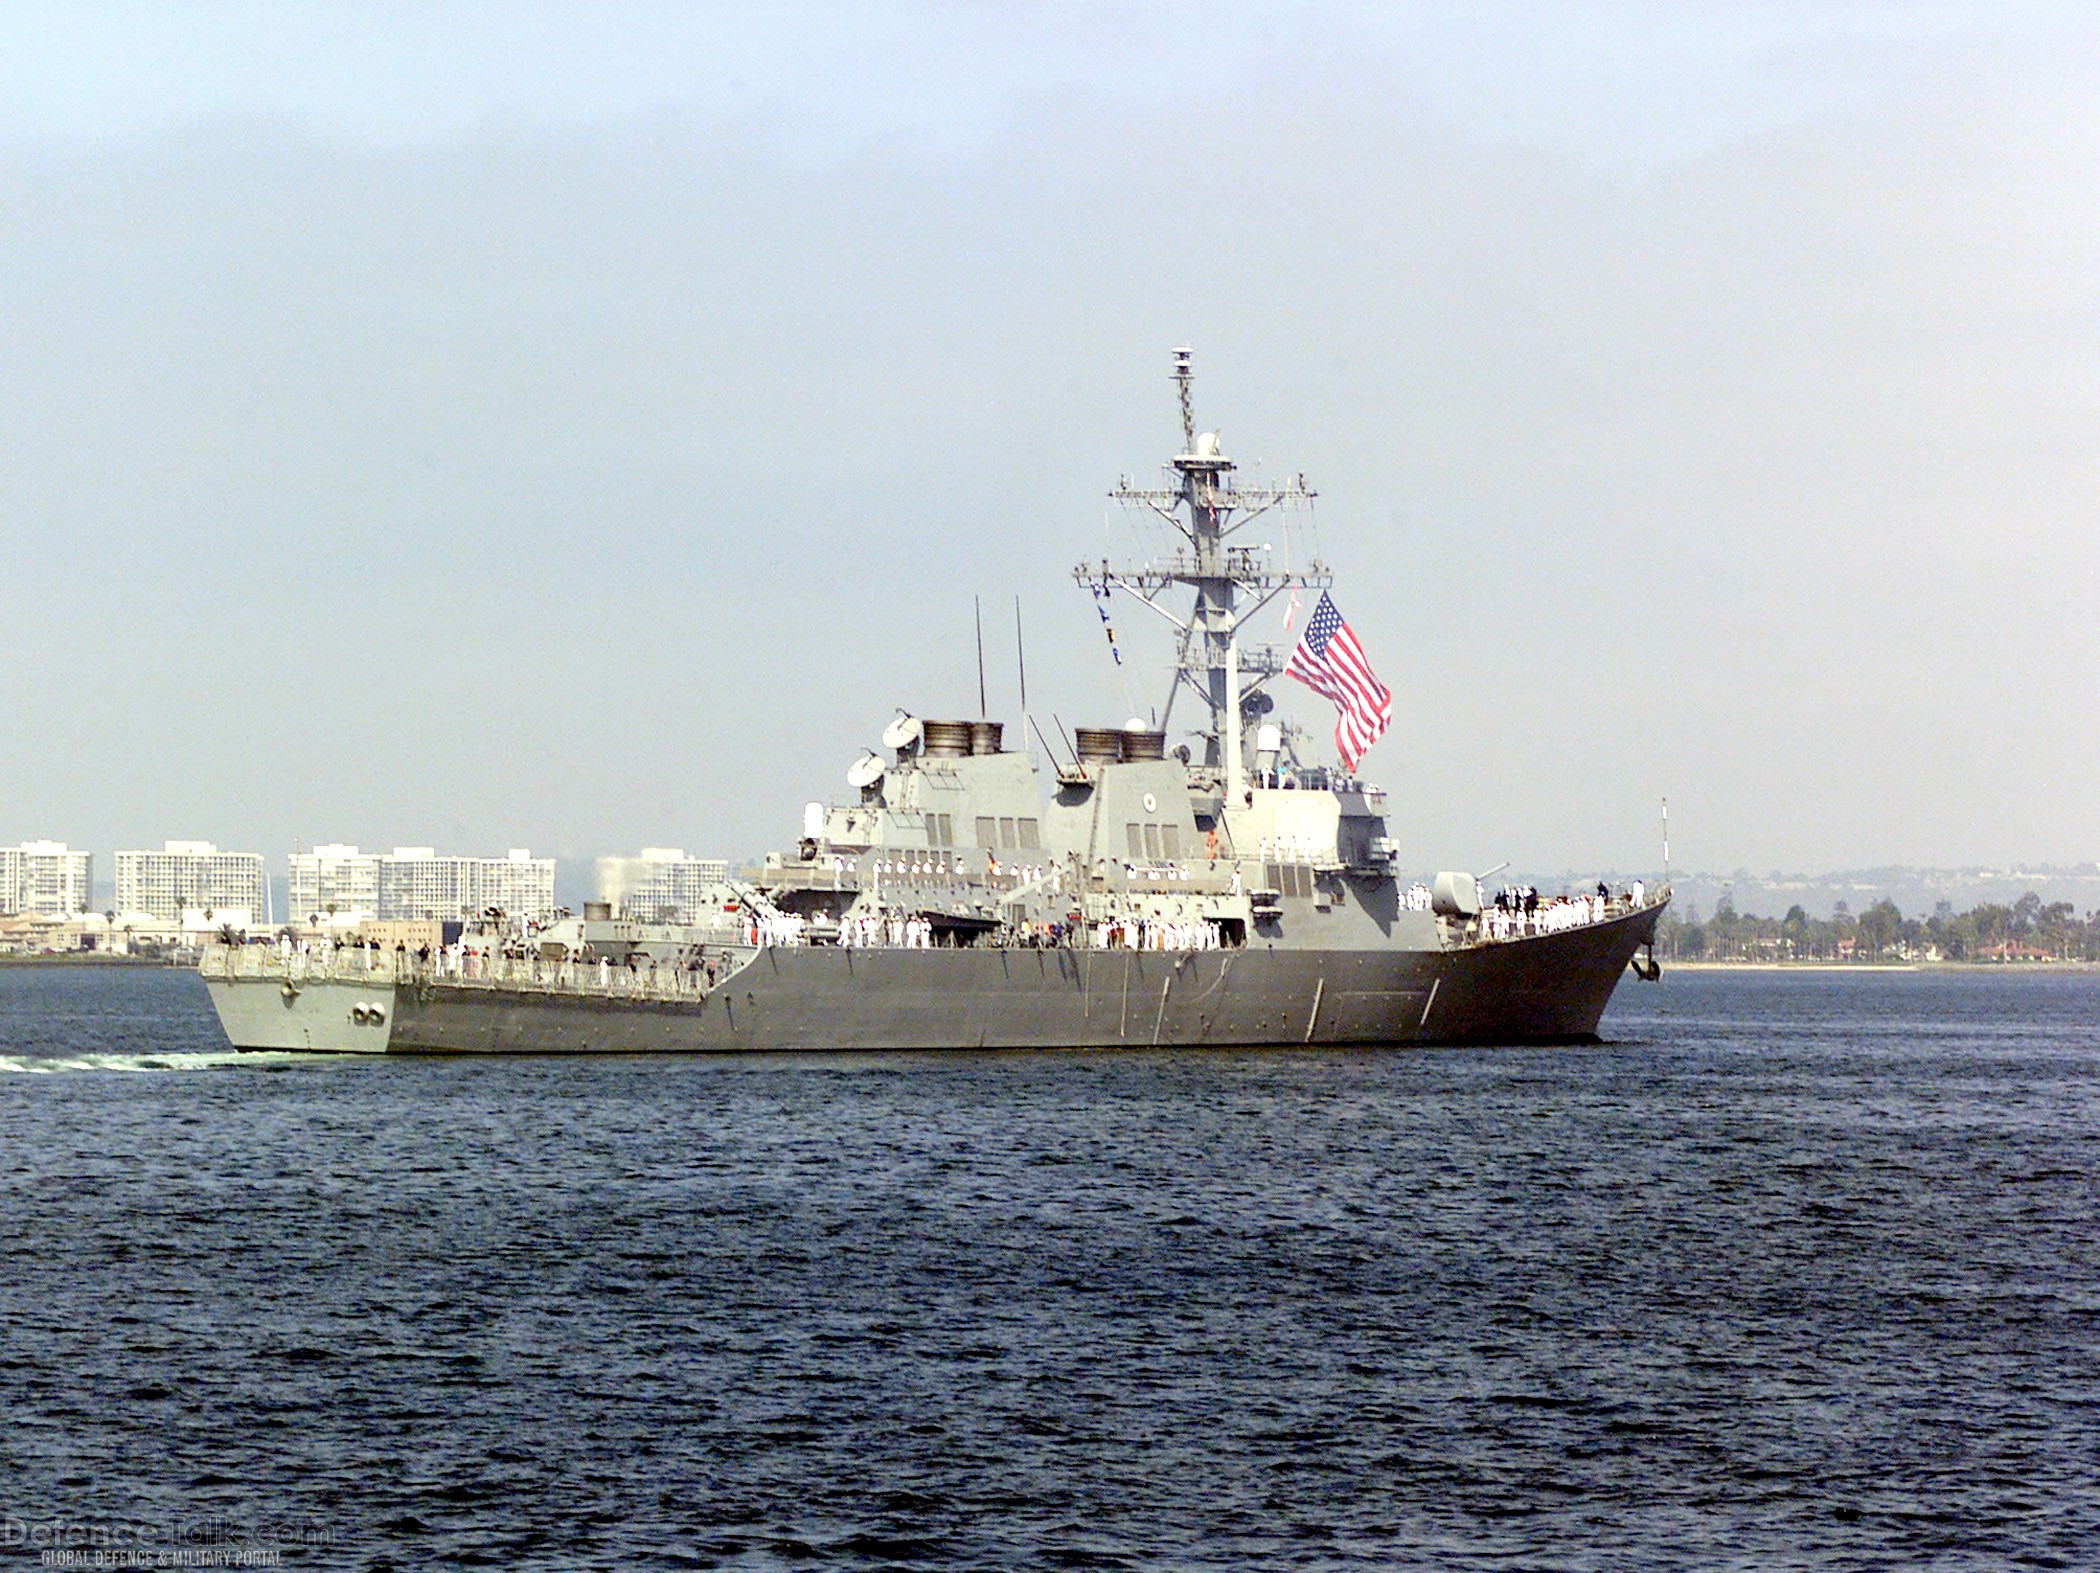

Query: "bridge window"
<box><xmin>999</xmin><ymin>817</ymin><xmax>1016</xmax><ymax>847</ymax></box>
<box><xmin>1018</xmin><ymin>818</ymin><xmax>1040</xmax><ymax>849</ymax></box>
<box><xmin>1126</xmin><ymin>823</ymin><xmax>1144</xmax><ymax>857</ymax></box>
<box><xmin>1161</xmin><ymin>824</ymin><xmax>1181</xmax><ymax>858</ymax></box>
<box><xmin>976</xmin><ymin>817</ymin><xmax>997</xmax><ymax>848</ymax></box>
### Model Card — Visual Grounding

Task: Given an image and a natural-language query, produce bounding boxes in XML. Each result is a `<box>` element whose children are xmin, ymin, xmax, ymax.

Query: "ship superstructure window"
<box><xmin>975</xmin><ymin>817</ymin><xmax>997</xmax><ymax>848</ymax></box>
<box><xmin>1125</xmin><ymin>823</ymin><xmax>1181</xmax><ymax>861</ymax></box>
<box><xmin>1262</xmin><ymin>862</ymin><xmax>1315</xmax><ymax>898</ymax></box>
<box><xmin>1018</xmin><ymin>818</ymin><xmax>1040</xmax><ymax>849</ymax></box>
<box><xmin>927</xmin><ymin>814</ymin><xmax>954</xmax><ymax>847</ymax></box>
<box><xmin>999</xmin><ymin>817</ymin><xmax>1016</xmax><ymax>847</ymax></box>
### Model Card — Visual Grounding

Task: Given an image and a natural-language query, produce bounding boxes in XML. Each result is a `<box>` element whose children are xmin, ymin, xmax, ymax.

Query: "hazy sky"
<box><xmin>3</xmin><ymin>1</ymin><xmax>2094</xmax><ymax>877</ymax></box>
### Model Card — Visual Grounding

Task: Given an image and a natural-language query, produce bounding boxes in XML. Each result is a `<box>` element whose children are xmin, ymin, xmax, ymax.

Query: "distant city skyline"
<box><xmin>8</xmin><ymin>818</ymin><xmax>2093</xmax><ymax>931</ymax></box>
<box><xmin>3</xmin><ymin>4</ymin><xmax>2093</xmax><ymax>874</ymax></box>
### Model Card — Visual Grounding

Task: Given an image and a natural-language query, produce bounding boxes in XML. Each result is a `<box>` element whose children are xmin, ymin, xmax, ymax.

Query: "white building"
<box><xmin>7</xmin><ymin>841</ymin><xmax>93</xmax><ymax>917</ymax></box>
<box><xmin>374</xmin><ymin>847</ymin><xmax>471</xmax><ymax>921</ymax></box>
<box><xmin>470</xmin><ymin>848</ymin><xmax>557</xmax><ymax>919</ymax></box>
<box><xmin>288</xmin><ymin>844</ymin><xmax>381</xmax><ymax>926</ymax></box>
<box><xmin>114</xmin><ymin>841</ymin><xmax>265</xmax><ymax>923</ymax></box>
<box><xmin>595</xmin><ymin>848</ymin><xmax>729</xmax><ymax>922</ymax></box>
<box><xmin>290</xmin><ymin>844</ymin><xmax>555</xmax><ymax>924</ymax></box>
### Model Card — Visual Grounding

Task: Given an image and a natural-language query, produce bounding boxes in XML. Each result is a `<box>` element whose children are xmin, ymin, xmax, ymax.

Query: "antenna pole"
<box><xmin>1015</xmin><ymin>596</ymin><xmax>1030</xmax><ymax>768</ymax></box>
<box><xmin>975</xmin><ymin>596</ymin><xmax>987</xmax><ymax>720</ymax></box>
<box><xmin>1054</xmin><ymin>715</ymin><xmax>1079</xmax><ymax>766</ymax></box>
<box><xmin>1029</xmin><ymin>715</ymin><xmax>1067</xmax><ymax>771</ymax></box>
<box><xmin>1014</xmin><ymin>597</ymin><xmax>1028</xmax><ymax>711</ymax></box>
<box><xmin>1173</xmin><ymin>346</ymin><xmax>1195</xmax><ymax>452</ymax></box>
<box><xmin>1662</xmin><ymin>797</ymin><xmax>1670</xmax><ymax>888</ymax></box>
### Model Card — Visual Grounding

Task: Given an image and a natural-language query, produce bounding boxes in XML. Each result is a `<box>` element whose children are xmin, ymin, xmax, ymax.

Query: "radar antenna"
<box><xmin>1078</xmin><ymin>349</ymin><xmax>1331</xmax><ymax>819</ymax></box>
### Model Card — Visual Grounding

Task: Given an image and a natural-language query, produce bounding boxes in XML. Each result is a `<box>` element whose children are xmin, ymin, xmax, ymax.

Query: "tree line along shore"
<box><xmin>1660</xmin><ymin>892</ymin><xmax>2100</xmax><ymax>964</ymax></box>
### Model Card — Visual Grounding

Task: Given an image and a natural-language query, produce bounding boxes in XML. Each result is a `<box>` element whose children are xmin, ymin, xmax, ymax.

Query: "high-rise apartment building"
<box><xmin>289</xmin><ymin>845</ymin><xmax>555</xmax><ymax>923</ymax></box>
<box><xmin>469</xmin><ymin>849</ymin><xmax>557</xmax><ymax>919</ymax></box>
<box><xmin>288</xmin><ymin>844</ymin><xmax>382</xmax><ymax>924</ymax></box>
<box><xmin>373</xmin><ymin>847</ymin><xmax>471</xmax><ymax>920</ymax></box>
<box><xmin>7</xmin><ymin>842</ymin><xmax>93</xmax><ymax>917</ymax></box>
<box><xmin>114</xmin><ymin>841</ymin><xmax>265</xmax><ymax>922</ymax></box>
<box><xmin>595</xmin><ymin>848</ymin><xmax>729</xmax><ymax>921</ymax></box>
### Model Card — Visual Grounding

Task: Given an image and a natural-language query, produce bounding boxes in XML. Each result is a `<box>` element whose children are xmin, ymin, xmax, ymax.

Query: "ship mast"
<box><xmin>1079</xmin><ymin>349</ymin><xmax>1329</xmax><ymax>818</ymax></box>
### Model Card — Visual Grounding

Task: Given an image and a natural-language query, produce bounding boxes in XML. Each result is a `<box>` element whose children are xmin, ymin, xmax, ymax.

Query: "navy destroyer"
<box><xmin>204</xmin><ymin>352</ymin><xmax>1666</xmax><ymax>1053</ymax></box>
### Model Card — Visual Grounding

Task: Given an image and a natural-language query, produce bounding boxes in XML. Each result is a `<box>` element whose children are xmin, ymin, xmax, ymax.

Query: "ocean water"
<box><xmin>0</xmin><ymin>964</ymin><xmax>2093</xmax><ymax>1570</ymax></box>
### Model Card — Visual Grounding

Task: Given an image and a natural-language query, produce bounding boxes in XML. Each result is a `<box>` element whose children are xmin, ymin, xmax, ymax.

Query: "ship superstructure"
<box><xmin>202</xmin><ymin>353</ymin><xmax>1666</xmax><ymax>1053</ymax></box>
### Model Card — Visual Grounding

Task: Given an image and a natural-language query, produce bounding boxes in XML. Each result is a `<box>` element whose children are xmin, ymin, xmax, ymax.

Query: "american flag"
<box><xmin>1284</xmin><ymin>591</ymin><xmax>1392</xmax><ymax>771</ymax></box>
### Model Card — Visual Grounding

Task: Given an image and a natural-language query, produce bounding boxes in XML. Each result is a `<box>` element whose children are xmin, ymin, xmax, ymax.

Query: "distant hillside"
<box><xmin>1504</xmin><ymin>865</ymin><xmax>2100</xmax><ymax>924</ymax></box>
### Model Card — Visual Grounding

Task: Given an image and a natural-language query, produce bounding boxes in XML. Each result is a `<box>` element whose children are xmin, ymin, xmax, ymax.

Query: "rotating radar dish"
<box><xmin>881</xmin><ymin>711</ymin><xmax>924</xmax><ymax>752</ymax></box>
<box><xmin>846</xmin><ymin>751</ymin><xmax>887</xmax><ymax>790</ymax></box>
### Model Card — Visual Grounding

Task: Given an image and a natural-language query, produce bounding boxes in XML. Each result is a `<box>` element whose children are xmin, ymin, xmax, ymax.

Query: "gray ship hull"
<box><xmin>205</xmin><ymin>974</ymin><xmax>398</xmax><ymax>1053</ymax></box>
<box><xmin>205</xmin><ymin>903</ymin><xmax>1661</xmax><ymax>1054</ymax></box>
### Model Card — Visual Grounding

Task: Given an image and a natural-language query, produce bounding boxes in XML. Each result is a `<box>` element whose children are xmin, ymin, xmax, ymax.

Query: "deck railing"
<box><xmin>198</xmin><ymin>884</ymin><xmax>1674</xmax><ymax>997</ymax></box>
<box><xmin>200</xmin><ymin>945</ymin><xmax>742</xmax><ymax>1003</ymax></box>
<box><xmin>1470</xmin><ymin>885</ymin><xmax>1670</xmax><ymax>945</ymax></box>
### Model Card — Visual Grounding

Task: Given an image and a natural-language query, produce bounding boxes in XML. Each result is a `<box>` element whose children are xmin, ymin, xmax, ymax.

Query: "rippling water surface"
<box><xmin>1</xmin><ymin>964</ymin><xmax>2094</xmax><ymax>1569</ymax></box>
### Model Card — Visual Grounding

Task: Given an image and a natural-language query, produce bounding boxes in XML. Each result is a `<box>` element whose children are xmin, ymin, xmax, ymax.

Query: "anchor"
<box><xmin>1631</xmin><ymin>943</ymin><xmax>1661</xmax><ymax>982</ymax></box>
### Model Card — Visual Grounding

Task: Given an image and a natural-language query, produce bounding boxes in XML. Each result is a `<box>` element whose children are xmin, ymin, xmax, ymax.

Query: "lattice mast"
<box><xmin>1079</xmin><ymin>349</ymin><xmax>1329</xmax><ymax>811</ymax></box>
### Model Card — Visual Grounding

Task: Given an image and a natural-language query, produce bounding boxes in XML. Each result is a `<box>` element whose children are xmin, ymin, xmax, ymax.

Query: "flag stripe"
<box><xmin>1283</xmin><ymin>591</ymin><xmax>1392</xmax><ymax>771</ymax></box>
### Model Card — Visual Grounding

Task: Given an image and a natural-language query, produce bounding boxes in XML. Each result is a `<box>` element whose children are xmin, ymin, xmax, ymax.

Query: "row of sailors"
<box><xmin>869</xmin><ymin>857</ymin><xmax>1056</xmax><ymax>886</ymax></box>
<box><xmin>747</xmin><ymin>913</ymin><xmax>810</xmax><ymax>947</ymax></box>
<box><xmin>866</xmin><ymin>857</ymin><xmax>1237</xmax><ymax>887</ymax></box>
<box><xmin>275</xmin><ymin>937</ymin><xmax>584</xmax><ymax>978</ymax></box>
<box><xmin>271</xmin><ymin>939</ymin><xmax>507</xmax><ymax>979</ymax></box>
<box><xmin>1095</xmin><ymin>917</ymin><xmax>1226</xmax><ymax>951</ymax></box>
<box><xmin>1482</xmin><ymin>883</ymin><xmax>1645</xmax><ymax>941</ymax></box>
<box><xmin>1252</xmin><ymin>838</ymin><xmax>1319</xmax><ymax>861</ymax></box>
<box><xmin>837</xmin><ymin>908</ymin><xmax>1227</xmax><ymax>952</ymax></box>
<box><xmin>837</xmin><ymin>911</ymin><xmax>938</xmax><ymax>948</ymax></box>
<box><xmin>861</xmin><ymin>856</ymin><xmax>1304</xmax><ymax>890</ymax></box>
